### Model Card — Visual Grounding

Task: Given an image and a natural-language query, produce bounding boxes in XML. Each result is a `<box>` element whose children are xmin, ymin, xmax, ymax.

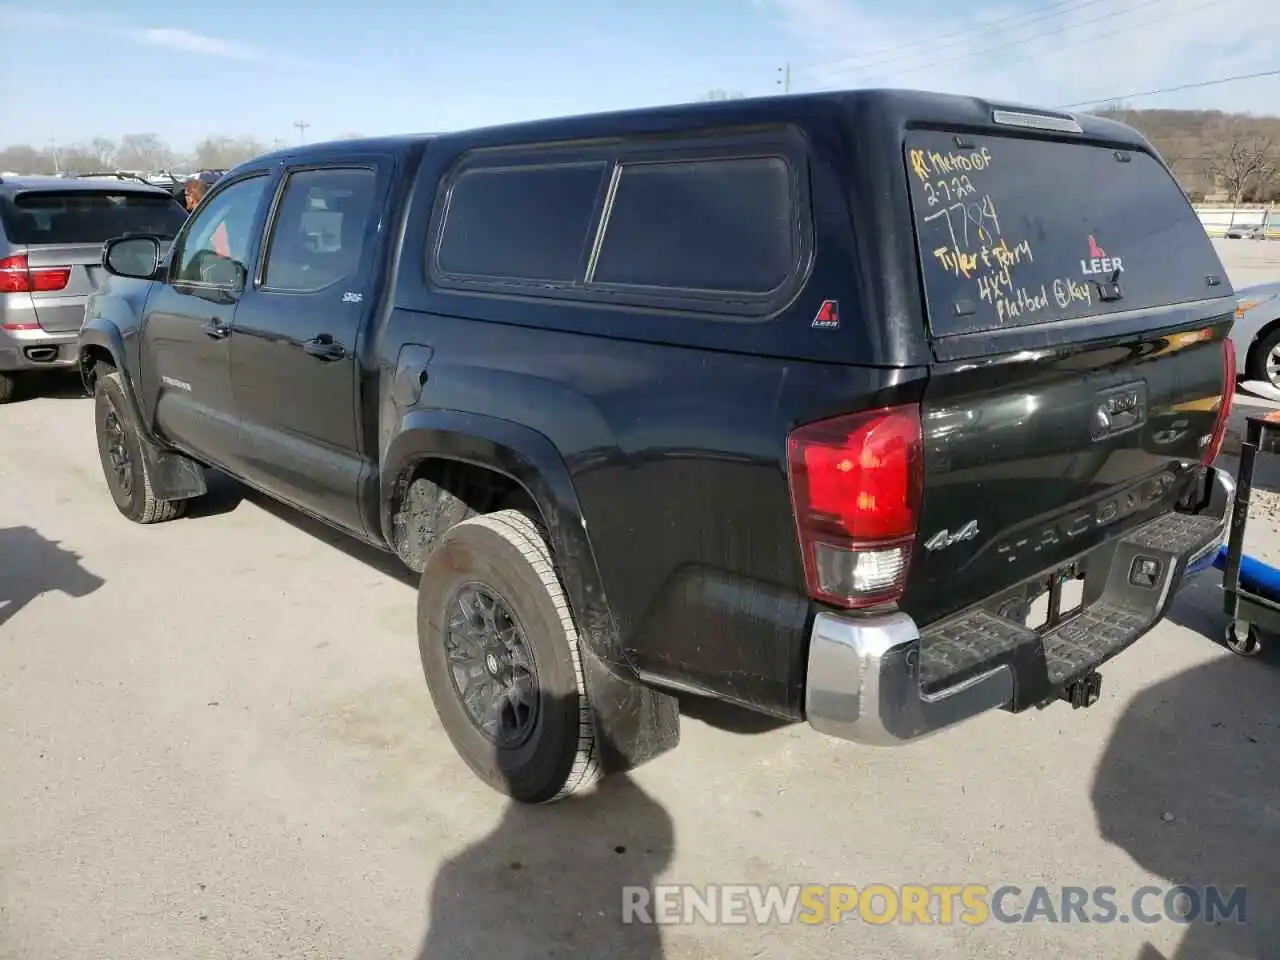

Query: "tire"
<box><xmin>417</xmin><ymin>509</ymin><xmax>598</xmax><ymax>803</ymax></box>
<box><xmin>0</xmin><ymin>372</ymin><xmax>19</xmax><ymax>404</ymax></box>
<box><xmin>94</xmin><ymin>370</ymin><xmax>187</xmax><ymax>524</ymax></box>
<box><xmin>1247</xmin><ymin>326</ymin><xmax>1280</xmax><ymax>389</ymax></box>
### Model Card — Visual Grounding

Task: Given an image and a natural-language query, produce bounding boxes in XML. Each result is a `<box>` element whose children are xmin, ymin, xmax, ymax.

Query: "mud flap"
<box><xmin>579</xmin><ymin>644</ymin><xmax>681</xmax><ymax>776</ymax></box>
<box><xmin>137</xmin><ymin>435</ymin><xmax>207</xmax><ymax>501</ymax></box>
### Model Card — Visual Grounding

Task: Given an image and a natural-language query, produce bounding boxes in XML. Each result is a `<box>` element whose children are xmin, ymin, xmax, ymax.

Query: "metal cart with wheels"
<box><xmin>1218</xmin><ymin>409</ymin><xmax>1280</xmax><ymax>658</ymax></box>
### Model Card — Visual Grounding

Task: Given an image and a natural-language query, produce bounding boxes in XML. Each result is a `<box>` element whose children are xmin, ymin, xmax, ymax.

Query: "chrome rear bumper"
<box><xmin>804</xmin><ymin>466</ymin><xmax>1235</xmax><ymax>746</ymax></box>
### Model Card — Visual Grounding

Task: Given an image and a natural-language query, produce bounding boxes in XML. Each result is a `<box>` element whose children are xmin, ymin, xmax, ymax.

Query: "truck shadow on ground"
<box><xmin>419</xmin><ymin>711</ymin><xmax>675</xmax><ymax>959</ymax></box>
<box><xmin>20</xmin><ymin>371</ymin><xmax>89</xmax><ymax>401</ymax></box>
<box><xmin>186</xmin><ymin>472</ymin><xmax>417</xmax><ymax>586</ymax></box>
<box><xmin>1216</xmin><ymin>450</ymin><xmax>1280</xmax><ymax>495</ymax></box>
<box><xmin>1163</xmin><ymin>574</ymin><xmax>1236</xmax><ymax>644</ymax></box>
<box><xmin>0</xmin><ymin>526</ymin><xmax>104</xmax><ymax>630</ymax></box>
<box><xmin>182</xmin><ymin>469</ymin><xmax>247</xmax><ymax>520</ymax></box>
<box><xmin>1094</xmin><ymin>590</ymin><xmax>1280</xmax><ymax>960</ymax></box>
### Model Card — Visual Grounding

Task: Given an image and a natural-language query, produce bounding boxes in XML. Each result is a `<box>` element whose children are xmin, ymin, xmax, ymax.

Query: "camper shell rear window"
<box><xmin>903</xmin><ymin>130</ymin><xmax>1222</xmax><ymax>338</ymax></box>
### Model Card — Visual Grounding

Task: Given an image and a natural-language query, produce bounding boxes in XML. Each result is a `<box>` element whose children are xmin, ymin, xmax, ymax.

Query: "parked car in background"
<box><xmin>75</xmin><ymin>171</ymin><xmax>154</xmax><ymax>187</ymax></box>
<box><xmin>192</xmin><ymin>169</ymin><xmax>226</xmax><ymax>187</ymax></box>
<box><xmin>0</xmin><ymin>175</ymin><xmax>188</xmax><ymax>402</ymax></box>
<box><xmin>1224</xmin><ymin>224</ymin><xmax>1266</xmax><ymax>240</ymax></box>
<box><xmin>1232</xmin><ymin>283</ymin><xmax>1280</xmax><ymax>389</ymax></box>
<box><xmin>145</xmin><ymin>172</ymin><xmax>190</xmax><ymax>202</ymax></box>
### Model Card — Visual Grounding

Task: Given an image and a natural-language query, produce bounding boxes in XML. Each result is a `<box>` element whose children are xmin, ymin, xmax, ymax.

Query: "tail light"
<box><xmin>1201</xmin><ymin>337</ymin><xmax>1236</xmax><ymax>465</ymax></box>
<box><xmin>0</xmin><ymin>255</ymin><xmax>72</xmax><ymax>295</ymax></box>
<box><xmin>787</xmin><ymin>404</ymin><xmax>924</xmax><ymax>609</ymax></box>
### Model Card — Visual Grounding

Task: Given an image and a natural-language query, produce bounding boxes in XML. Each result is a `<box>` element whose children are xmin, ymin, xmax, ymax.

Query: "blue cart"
<box><xmin>1213</xmin><ymin>409</ymin><xmax>1280</xmax><ymax>657</ymax></box>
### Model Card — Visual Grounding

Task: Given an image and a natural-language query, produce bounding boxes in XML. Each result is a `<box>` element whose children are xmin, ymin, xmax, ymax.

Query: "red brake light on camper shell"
<box><xmin>1202</xmin><ymin>337</ymin><xmax>1236</xmax><ymax>466</ymax></box>
<box><xmin>787</xmin><ymin>405</ymin><xmax>924</xmax><ymax>609</ymax></box>
<box><xmin>0</xmin><ymin>254</ymin><xmax>71</xmax><ymax>295</ymax></box>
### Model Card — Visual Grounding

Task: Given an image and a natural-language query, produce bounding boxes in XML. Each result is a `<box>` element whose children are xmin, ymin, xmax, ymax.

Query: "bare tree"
<box><xmin>57</xmin><ymin>144</ymin><xmax>113</xmax><ymax>175</ymax></box>
<box><xmin>116</xmin><ymin>133</ymin><xmax>173</xmax><ymax>171</ymax></box>
<box><xmin>192</xmin><ymin>135</ymin><xmax>268</xmax><ymax>170</ymax></box>
<box><xmin>0</xmin><ymin>144</ymin><xmax>52</xmax><ymax>174</ymax></box>
<box><xmin>87</xmin><ymin>137</ymin><xmax>118</xmax><ymax>167</ymax></box>
<box><xmin>1207</xmin><ymin>124</ymin><xmax>1278</xmax><ymax>204</ymax></box>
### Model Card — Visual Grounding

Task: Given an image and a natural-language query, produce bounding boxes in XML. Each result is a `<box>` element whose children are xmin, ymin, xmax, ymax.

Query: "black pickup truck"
<box><xmin>79</xmin><ymin>89</ymin><xmax>1237</xmax><ymax>803</ymax></box>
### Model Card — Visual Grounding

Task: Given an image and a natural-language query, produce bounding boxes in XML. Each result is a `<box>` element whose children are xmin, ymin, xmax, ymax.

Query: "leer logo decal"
<box><xmin>811</xmin><ymin>300</ymin><xmax>840</xmax><ymax>329</ymax></box>
<box><xmin>1080</xmin><ymin>235</ymin><xmax>1125</xmax><ymax>277</ymax></box>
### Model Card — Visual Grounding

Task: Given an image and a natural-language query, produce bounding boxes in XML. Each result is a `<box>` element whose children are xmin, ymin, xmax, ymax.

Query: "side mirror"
<box><xmin>103</xmin><ymin>236</ymin><xmax>161</xmax><ymax>280</ymax></box>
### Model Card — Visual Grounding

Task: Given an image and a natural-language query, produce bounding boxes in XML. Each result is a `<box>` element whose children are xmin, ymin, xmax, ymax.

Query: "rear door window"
<box><xmin>903</xmin><ymin>130</ymin><xmax>1222</xmax><ymax>337</ymax></box>
<box><xmin>262</xmin><ymin>167</ymin><xmax>378</xmax><ymax>292</ymax></box>
<box><xmin>2</xmin><ymin>191</ymin><xmax>188</xmax><ymax>245</ymax></box>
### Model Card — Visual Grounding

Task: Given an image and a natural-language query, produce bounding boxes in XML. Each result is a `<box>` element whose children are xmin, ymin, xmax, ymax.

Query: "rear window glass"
<box><xmin>436</xmin><ymin>162</ymin><xmax>606</xmax><ymax>282</ymax></box>
<box><xmin>591</xmin><ymin>157</ymin><xmax>794</xmax><ymax>294</ymax></box>
<box><xmin>903</xmin><ymin>131</ymin><xmax>1221</xmax><ymax>337</ymax></box>
<box><xmin>2</xmin><ymin>190</ymin><xmax>188</xmax><ymax>245</ymax></box>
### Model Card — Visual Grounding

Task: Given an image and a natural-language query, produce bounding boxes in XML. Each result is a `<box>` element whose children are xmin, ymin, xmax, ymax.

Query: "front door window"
<box><xmin>171</xmin><ymin>175</ymin><xmax>269</xmax><ymax>288</ymax></box>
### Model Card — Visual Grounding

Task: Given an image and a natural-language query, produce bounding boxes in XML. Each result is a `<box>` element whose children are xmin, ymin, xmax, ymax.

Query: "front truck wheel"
<box><xmin>418</xmin><ymin>509</ymin><xmax>599</xmax><ymax>803</ymax></box>
<box><xmin>94</xmin><ymin>370</ymin><xmax>187</xmax><ymax>524</ymax></box>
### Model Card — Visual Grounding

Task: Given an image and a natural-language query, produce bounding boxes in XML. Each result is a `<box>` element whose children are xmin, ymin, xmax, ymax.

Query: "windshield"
<box><xmin>903</xmin><ymin>129</ymin><xmax>1223</xmax><ymax>337</ymax></box>
<box><xmin>2</xmin><ymin>190</ymin><xmax>189</xmax><ymax>245</ymax></box>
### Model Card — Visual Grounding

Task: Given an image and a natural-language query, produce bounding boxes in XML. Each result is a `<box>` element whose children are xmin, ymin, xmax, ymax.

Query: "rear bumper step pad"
<box><xmin>918</xmin><ymin>511</ymin><xmax>1223</xmax><ymax>708</ymax></box>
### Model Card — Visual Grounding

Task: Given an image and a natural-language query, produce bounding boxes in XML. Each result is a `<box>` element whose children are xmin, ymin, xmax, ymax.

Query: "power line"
<box><xmin>800</xmin><ymin>0</ymin><xmax>1112</xmax><ymax>74</ymax></box>
<box><xmin>805</xmin><ymin>0</ymin><xmax>1218</xmax><ymax>83</ymax></box>
<box><xmin>1061</xmin><ymin>68</ymin><xmax>1280</xmax><ymax>109</ymax></box>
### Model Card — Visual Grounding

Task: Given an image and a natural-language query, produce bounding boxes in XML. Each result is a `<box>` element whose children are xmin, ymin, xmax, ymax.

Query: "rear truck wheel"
<box><xmin>1247</xmin><ymin>326</ymin><xmax>1280</xmax><ymax>390</ymax></box>
<box><xmin>0</xmin><ymin>371</ymin><xmax>20</xmax><ymax>404</ymax></box>
<box><xmin>417</xmin><ymin>509</ymin><xmax>599</xmax><ymax>804</ymax></box>
<box><xmin>1225</xmin><ymin>620</ymin><xmax>1264</xmax><ymax>658</ymax></box>
<box><xmin>93</xmin><ymin>370</ymin><xmax>187</xmax><ymax>524</ymax></box>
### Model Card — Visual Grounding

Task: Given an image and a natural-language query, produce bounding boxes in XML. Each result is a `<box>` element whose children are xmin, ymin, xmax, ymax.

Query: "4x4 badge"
<box><xmin>924</xmin><ymin>520</ymin><xmax>980</xmax><ymax>552</ymax></box>
<box><xmin>812</xmin><ymin>300</ymin><xmax>840</xmax><ymax>329</ymax></box>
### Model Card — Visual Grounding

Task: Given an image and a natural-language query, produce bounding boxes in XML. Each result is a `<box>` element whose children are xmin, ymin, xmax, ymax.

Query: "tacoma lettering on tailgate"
<box><xmin>995</xmin><ymin>472</ymin><xmax>1176</xmax><ymax>566</ymax></box>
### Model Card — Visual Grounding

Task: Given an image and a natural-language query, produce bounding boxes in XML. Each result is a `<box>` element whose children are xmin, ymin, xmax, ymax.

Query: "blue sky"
<box><xmin>1</xmin><ymin>0</ymin><xmax>1276</xmax><ymax>152</ymax></box>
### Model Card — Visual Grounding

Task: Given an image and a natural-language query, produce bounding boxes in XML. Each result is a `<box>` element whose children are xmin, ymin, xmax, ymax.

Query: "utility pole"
<box><xmin>294</xmin><ymin>120</ymin><xmax>310</xmax><ymax>145</ymax></box>
<box><xmin>777</xmin><ymin>64</ymin><xmax>791</xmax><ymax>95</ymax></box>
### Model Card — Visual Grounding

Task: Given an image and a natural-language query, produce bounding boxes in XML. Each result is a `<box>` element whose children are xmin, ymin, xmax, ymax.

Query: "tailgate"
<box><xmin>898</xmin><ymin>128</ymin><xmax>1233</xmax><ymax>627</ymax></box>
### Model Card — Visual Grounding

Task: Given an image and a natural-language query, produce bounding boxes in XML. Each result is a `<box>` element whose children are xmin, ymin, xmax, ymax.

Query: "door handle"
<box><xmin>202</xmin><ymin>318</ymin><xmax>231</xmax><ymax>340</ymax></box>
<box><xmin>303</xmin><ymin>335</ymin><xmax>346</xmax><ymax>361</ymax></box>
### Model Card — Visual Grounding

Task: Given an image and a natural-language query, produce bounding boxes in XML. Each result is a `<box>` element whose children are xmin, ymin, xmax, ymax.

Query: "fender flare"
<box><xmin>382</xmin><ymin>409</ymin><xmax>620</xmax><ymax>664</ymax></box>
<box><xmin>77</xmin><ymin>319</ymin><xmax>147</xmax><ymax>429</ymax></box>
<box><xmin>382</xmin><ymin>409</ymin><xmax>680</xmax><ymax>772</ymax></box>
